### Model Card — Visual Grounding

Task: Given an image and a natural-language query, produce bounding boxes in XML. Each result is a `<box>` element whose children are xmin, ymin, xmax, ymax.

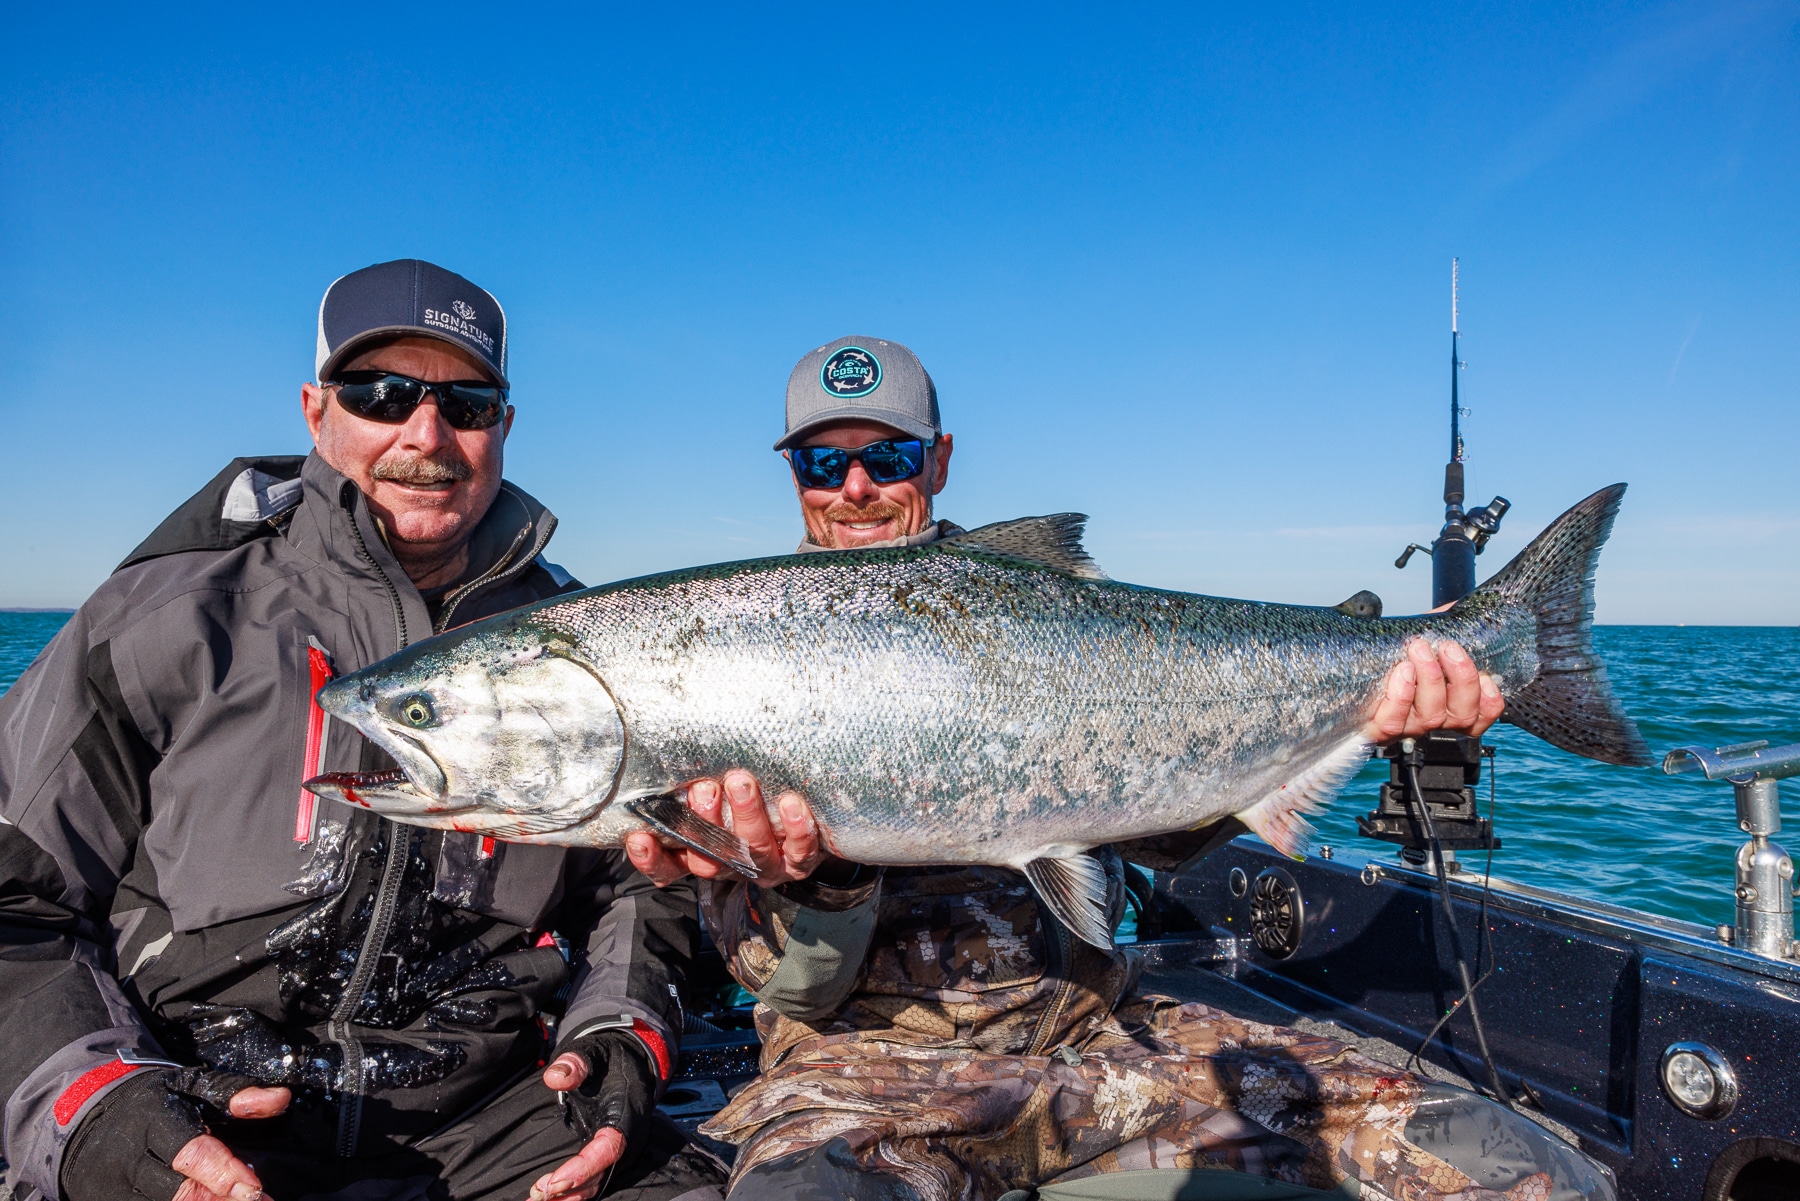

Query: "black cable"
<box><xmin>1404</xmin><ymin>755</ymin><xmax>1512</xmax><ymax>1104</ymax></box>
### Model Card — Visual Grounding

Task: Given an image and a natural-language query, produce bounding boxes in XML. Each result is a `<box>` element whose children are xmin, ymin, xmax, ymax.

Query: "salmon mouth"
<box><xmin>308</xmin><ymin>768</ymin><xmax>409</xmax><ymax>791</ymax></box>
<box><xmin>303</xmin><ymin>768</ymin><xmax>435</xmax><ymax>810</ymax></box>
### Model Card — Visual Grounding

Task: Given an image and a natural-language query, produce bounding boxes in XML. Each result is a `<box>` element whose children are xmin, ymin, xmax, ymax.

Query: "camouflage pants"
<box><xmin>702</xmin><ymin>997</ymin><xmax>1582</xmax><ymax>1201</ymax></box>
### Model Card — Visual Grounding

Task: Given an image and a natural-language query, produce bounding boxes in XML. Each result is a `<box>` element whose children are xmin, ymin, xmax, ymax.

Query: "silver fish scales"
<box><xmin>307</xmin><ymin>486</ymin><xmax>1649</xmax><ymax>946</ymax></box>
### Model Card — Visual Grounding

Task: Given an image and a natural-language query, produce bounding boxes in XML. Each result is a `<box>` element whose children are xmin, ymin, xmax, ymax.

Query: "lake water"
<box><xmin>3</xmin><ymin>612</ymin><xmax>1794</xmax><ymax>928</ymax></box>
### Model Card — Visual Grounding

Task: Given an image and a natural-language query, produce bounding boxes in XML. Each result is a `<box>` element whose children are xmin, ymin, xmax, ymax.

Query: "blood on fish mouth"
<box><xmin>304</xmin><ymin>769</ymin><xmax>412</xmax><ymax>806</ymax></box>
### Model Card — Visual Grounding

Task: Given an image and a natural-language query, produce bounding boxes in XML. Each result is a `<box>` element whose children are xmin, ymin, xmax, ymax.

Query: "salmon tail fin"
<box><xmin>1461</xmin><ymin>483</ymin><xmax>1652</xmax><ymax>767</ymax></box>
<box><xmin>1237</xmin><ymin>733</ymin><xmax>1374</xmax><ymax>859</ymax></box>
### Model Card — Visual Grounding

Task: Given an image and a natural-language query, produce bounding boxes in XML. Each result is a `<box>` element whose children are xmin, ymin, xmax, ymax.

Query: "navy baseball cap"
<box><xmin>315</xmin><ymin>259</ymin><xmax>509</xmax><ymax>388</ymax></box>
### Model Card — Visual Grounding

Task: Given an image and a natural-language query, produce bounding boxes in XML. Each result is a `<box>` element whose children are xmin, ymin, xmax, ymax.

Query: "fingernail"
<box><xmin>1480</xmin><ymin>674</ymin><xmax>1500</xmax><ymax>696</ymax></box>
<box><xmin>1443</xmin><ymin>641</ymin><xmax>1468</xmax><ymax>660</ymax></box>
<box><xmin>780</xmin><ymin>797</ymin><xmax>811</xmax><ymax>830</ymax></box>
<box><xmin>230</xmin><ymin>1186</ymin><xmax>263</xmax><ymax>1201</ymax></box>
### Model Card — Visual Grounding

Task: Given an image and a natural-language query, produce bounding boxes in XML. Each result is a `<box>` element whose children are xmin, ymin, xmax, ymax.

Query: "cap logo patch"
<box><xmin>451</xmin><ymin>299</ymin><xmax>477</xmax><ymax>320</ymax></box>
<box><xmin>820</xmin><ymin>347</ymin><xmax>882</xmax><ymax>399</ymax></box>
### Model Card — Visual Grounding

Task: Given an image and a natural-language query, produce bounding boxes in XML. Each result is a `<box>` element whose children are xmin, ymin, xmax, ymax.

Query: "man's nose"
<box><xmin>840</xmin><ymin>460</ymin><xmax>880</xmax><ymax>505</ymax></box>
<box><xmin>397</xmin><ymin>394</ymin><xmax>456</xmax><ymax>451</ymax></box>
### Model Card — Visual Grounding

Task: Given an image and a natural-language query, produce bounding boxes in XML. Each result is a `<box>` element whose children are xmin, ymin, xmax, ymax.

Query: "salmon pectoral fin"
<box><xmin>1235</xmin><ymin>734</ymin><xmax>1374</xmax><ymax>860</ymax></box>
<box><xmin>625</xmin><ymin>793</ymin><xmax>760</xmax><ymax>876</ymax></box>
<box><xmin>1024</xmin><ymin>852</ymin><xmax>1115</xmax><ymax>951</ymax></box>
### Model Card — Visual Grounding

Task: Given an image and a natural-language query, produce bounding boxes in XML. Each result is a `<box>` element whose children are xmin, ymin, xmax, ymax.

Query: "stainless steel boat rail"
<box><xmin>1663</xmin><ymin>740</ymin><xmax>1800</xmax><ymax>962</ymax></box>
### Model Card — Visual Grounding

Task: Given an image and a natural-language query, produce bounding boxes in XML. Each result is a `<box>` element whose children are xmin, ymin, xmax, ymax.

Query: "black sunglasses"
<box><xmin>329</xmin><ymin>371</ymin><xmax>509</xmax><ymax>431</ymax></box>
<box><xmin>789</xmin><ymin>438</ymin><xmax>931</xmax><ymax>491</ymax></box>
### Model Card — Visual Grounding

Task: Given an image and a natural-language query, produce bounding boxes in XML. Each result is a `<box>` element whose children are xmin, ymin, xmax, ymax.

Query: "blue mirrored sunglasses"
<box><xmin>788</xmin><ymin>438</ymin><xmax>930</xmax><ymax>490</ymax></box>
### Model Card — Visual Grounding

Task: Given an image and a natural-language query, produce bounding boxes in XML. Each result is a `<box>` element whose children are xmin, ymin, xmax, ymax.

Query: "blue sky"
<box><xmin>2</xmin><ymin>2</ymin><xmax>1795</xmax><ymax>621</ymax></box>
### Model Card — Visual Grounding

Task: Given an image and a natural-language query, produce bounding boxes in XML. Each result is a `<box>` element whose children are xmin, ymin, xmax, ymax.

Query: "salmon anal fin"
<box><xmin>626</xmin><ymin>793</ymin><xmax>759</xmax><ymax>876</ymax></box>
<box><xmin>1236</xmin><ymin>734</ymin><xmax>1373</xmax><ymax>860</ymax></box>
<box><xmin>1024</xmin><ymin>852</ymin><xmax>1114</xmax><ymax>950</ymax></box>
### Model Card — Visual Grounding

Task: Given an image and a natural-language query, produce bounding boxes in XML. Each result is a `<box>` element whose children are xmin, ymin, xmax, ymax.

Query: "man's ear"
<box><xmin>302</xmin><ymin>382</ymin><xmax>328</xmax><ymax>444</ymax></box>
<box><xmin>928</xmin><ymin>433</ymin><xmax>953</xmax><ymax>496</ymax></box>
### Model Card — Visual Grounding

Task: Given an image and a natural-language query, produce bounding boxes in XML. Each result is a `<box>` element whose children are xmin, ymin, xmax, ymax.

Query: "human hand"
<box><xmin>1364</xmin><ymin>637</ymin><xmax>1504</xmax><ymax>744</ymax></box>
<box><xmin>61</xmin><ymin>1066</ymin><xmax>289</xmax><ymax>1201</ymax></box>
<box><xmin>531</xmin><ymin>1031</ymin><xmax>658</xmax><ymax>1201</ymax></box>
<box><xmin>626</xmin><ymin>769</ymin><xmax>828</xmax><ymax>888</ymax></box>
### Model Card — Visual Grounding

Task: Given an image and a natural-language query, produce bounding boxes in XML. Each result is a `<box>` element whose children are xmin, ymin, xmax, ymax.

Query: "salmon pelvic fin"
<box><xmin>1237</xmin><ymin>733</ymin><xmax>1376</xmax><ymax>859</ymax></box>
<box><xmin>1462</xmin><ymin>483</ymin><xmax>1653</xmax><ymax>768</ymax></box>
<box><xmin>625</xmin><ymin>792</ymin><xmax>760</xmax><ymax>876</ymax></box>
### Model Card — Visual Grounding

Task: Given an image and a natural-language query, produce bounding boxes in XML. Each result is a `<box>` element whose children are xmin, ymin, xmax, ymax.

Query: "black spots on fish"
<box><xmin>888</xmin><ymin>581</ymin><xmax>972</xmax><ymax>626</ymax></box>
<box><xmin>669</xmin><ymin>615</ymin><xmax>708</xmax><ymax>654</ymax></box>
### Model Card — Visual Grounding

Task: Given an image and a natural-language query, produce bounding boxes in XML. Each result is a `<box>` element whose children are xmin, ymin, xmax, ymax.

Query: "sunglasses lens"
<box><xmin>438</xmin><ymin>385</ymin><xmax>507</xmax><ymax>431</ymax></box>
<box><xmin>332</xmin><ymin>374</ymin><xmax>506</xmax><ymax>430</ymax></box>
<box><xmin>334</xmin><ymin>373</ymin><xmax>426</xmax><ymax>423</ymax></box>
<box><xmin>859</xmin><ymin>440</ymin><xmax>926</xmax><ymax>484</ymax></box>
<box><xmin>792</xmin><ymin>447</ymin><xmax>850</xmax><ymax>489</ymax></box>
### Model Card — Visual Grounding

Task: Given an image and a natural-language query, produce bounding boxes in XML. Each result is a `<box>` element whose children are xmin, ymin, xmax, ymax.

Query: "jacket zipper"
<box><xmin>1027</xmin><ymin>922</ymin><xmax>1078</xmax><ymax>1058</ymax></box>
<box><xmin>332</xmin><ymin>495</ymin><xmax>414</xmax><ymax>1158</ymax></box>
<box><xmin>329</xmin><ymin>822</ymin><xmax>412</xmax><ymax>1156</ymax></box>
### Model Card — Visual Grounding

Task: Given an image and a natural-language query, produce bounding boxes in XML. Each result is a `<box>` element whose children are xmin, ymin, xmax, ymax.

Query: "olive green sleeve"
<box><xmin>698</xmin><ymin>874</ymin><xmax>880</xmax><ymax>1022</ymax></box>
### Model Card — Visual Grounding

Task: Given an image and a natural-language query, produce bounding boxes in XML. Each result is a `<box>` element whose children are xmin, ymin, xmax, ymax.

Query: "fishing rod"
<box><xmin>1366</xmin><ymin>260</ymin><xmax>1524</xmax><ymax>1105</ymax></box>
<box><xmin>1394</xmin><ymin>258</ymin><xmax>1512</xmax><ymax>608</ymax></box>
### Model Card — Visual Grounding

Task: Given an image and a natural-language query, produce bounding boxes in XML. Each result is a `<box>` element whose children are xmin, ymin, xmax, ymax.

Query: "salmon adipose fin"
<box><xmin>625</xmin><ymin>793</ymin><xmax>760</xmax><ymax>876</ymax></box>
<box><xmin>1237</xmin><ymin>733</ymin><xmax>1376</xmax><ymax>859</ymax></box>
<box><xmin>1024</xmin><ymin>852</ymin><xmax>1116</xmax><ymax>949</ymax></box>
<box><xmin>1461</xmin><ymin>484</ymin><xmax>1653</xmax><ymax>768</ymax></box>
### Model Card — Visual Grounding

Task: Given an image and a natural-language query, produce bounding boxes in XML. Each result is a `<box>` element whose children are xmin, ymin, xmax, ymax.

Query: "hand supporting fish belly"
<box><xmin>305</xmin><ymin>486</ymin><xmax>1650</xmax><ymax>949</ymax></box>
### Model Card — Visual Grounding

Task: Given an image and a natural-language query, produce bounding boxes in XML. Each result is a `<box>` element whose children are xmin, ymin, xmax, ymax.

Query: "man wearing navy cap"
<box><xmin>0</xmin><ymin>261</ymin><xmax>726</xmax><ymax>1201</ymax></box>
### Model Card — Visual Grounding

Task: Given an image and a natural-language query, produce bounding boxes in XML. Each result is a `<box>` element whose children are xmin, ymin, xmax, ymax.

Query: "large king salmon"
<box><xmin>306</xmin><ymin>484</ymin><xmax>1649</xmax><ymax>947</ymax></box>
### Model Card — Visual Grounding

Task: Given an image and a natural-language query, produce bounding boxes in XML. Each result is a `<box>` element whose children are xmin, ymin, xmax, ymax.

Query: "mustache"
<box><xmin>823</xmin><ymin>499</ymin><xmax>907</xmax><ymax>526</ymax></box>
<box><xmin>370</xmin><ymin>454</ymin><xmax>474</xmax><ymax>485</ymax></box>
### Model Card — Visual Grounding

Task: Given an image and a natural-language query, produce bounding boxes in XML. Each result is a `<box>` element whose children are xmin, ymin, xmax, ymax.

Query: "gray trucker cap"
<box><xmin>315</xmin><ymin>259</ymin><xmax>509</xmax><ymax>388</ymax></box>
<box><xmin>775</xmin><ymin>335</ymin><xmax>940</xmax><ymax>450</ymax></box>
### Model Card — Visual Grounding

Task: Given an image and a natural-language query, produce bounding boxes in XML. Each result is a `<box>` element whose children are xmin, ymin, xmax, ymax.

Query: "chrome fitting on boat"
<box><xmin>1664</xmin><ymin>740</ymin><xmax>1800</xmax><ymax>962</ymax></box>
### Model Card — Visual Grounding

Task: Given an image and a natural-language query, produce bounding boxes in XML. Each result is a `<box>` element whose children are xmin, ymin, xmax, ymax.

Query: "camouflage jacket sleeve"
<box><xmin>698</xmin><ymin>871</ymin><xmax>882</xmax><ymax>1023</ymax></box>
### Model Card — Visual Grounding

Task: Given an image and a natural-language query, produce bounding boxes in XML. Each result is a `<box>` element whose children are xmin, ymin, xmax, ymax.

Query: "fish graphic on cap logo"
<box><xmin>821</xmin><ymin>347</ymin><xmax>882</xmax><ymax>397</ymax></box>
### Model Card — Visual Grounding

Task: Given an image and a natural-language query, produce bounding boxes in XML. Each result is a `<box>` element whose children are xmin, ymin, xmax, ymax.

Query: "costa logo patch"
<box><xmin>820</xmin><ymin>347</ymin><xmax>882</xmax><ymax>398</ymax></box>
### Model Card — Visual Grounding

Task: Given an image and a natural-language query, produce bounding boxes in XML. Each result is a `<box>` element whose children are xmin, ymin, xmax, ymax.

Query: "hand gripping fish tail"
<box><xmin>303</xmin><ymin>486</ymin><xmax>1648</xmax><ymax>953</ymax></box>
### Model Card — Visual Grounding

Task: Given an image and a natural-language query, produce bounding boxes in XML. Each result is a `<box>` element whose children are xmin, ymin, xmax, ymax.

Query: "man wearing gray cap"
<box><xmin>631</xmin><ymin>337</ymin><xmax>1614</xmax><ymax>1200</ymax></box>
<box><xmin>776</xmin><ymin>337</ymin><xmax>958</xmax><ymax>552</ymax></box>
<box><xmin>0</xmin><ymin>260</ymin><xmax>725</xmax><ymax>1201</ymax></box>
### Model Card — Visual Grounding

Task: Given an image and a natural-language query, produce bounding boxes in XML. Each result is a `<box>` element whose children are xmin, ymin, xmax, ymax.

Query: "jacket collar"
<box><xmin>287</xmin><ymin>451</ymin><xmax>559</xmax><ymax>638</ymax></box>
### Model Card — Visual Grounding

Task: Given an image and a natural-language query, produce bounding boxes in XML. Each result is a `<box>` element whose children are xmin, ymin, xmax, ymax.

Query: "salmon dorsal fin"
<box><xmin>940</xmin><ymin>514</ymin><xmax>1108</xmax><ymax>580</ymax></box>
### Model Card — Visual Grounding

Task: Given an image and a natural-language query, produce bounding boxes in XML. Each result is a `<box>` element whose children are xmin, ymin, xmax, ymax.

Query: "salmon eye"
<box><xmin>398</xmin><ymin>695</ymin><xmax>437</xmax><ymax>728</ymax></box>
